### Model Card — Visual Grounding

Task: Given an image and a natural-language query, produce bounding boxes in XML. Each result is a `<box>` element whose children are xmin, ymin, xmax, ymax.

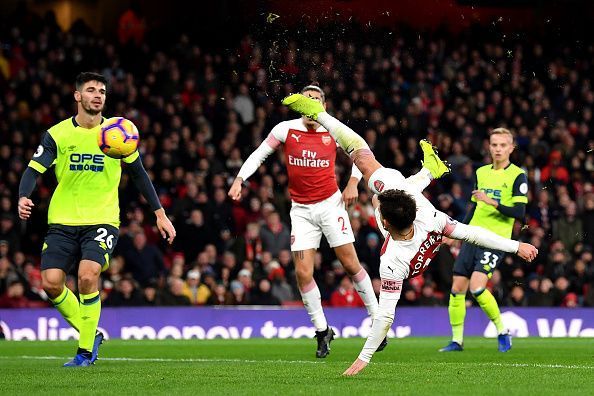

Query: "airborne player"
<box><xmin>282</xmin><ymin>93</ymin><xmax>538</xmax><ymax>375</ymax></box>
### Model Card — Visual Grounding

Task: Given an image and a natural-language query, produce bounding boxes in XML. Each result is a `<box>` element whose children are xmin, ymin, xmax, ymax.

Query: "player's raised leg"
<box><xmin>283</xmin><ymin>93</ymin><xmax>372</xmax><ymax>157</ymax></box>
<box><xmin>283</xmin><ymin>94</ymin><xmax>450</xmax><ymax>184</ymax></box>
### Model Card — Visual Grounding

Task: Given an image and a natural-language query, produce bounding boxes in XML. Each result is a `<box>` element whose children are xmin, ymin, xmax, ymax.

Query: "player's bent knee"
<box><xmin>42</xmin><ymin>280</ymin><xmax>64</xmax><ymax>299</ymax></box>
<box><xmin>295</xmin><ymin>267</ymin><xmax>313</xmax><ymax>284</ymax></box>
<box><xmin>78</xmin><ymin>270</ymin><xmax>100</xmax><ymax>292</ymax></box>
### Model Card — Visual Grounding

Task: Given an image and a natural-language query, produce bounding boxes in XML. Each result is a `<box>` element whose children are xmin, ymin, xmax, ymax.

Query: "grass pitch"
<box><xmin>0</xmin><ymin>337</ymin><xmax>592</xmax><ymax>395</ymax></box>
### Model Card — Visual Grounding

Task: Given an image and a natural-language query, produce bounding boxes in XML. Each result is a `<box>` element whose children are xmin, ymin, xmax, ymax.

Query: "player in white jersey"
<box><xmin>281</xmin><ymin>93</ymin><xmax>539</xmax><ymax>375</ymax></box>
<box><xmin>229</xmin><ymin>85</ymin><xmax>385</xmax><ymax>358</ymax></box>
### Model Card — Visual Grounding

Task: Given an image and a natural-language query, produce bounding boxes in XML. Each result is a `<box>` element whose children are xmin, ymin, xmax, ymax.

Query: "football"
<box><xmin>97</xmin><ymin>117</ymin><xmax>139</xmax><ymax>159</ymax></box>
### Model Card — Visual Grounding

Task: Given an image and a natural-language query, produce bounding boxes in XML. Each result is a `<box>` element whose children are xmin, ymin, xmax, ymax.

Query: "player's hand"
<box><xmin>18</xmin><ymin>197</ymin><xmax>34</xmax><ymax>220</ymax></box>
<box><xmin>342</xmin><ymin>181</ymin><xmax>359</xmax><ymax>207</ymax></box>
<box><xmin>517</xmin><ymin>242</ymin><xmax>538</xmax><ymax>262</ymax></box>
<box><xmin>155</xmin><ymin>209</ymin><xmax>176</xmax><ymax>244</ymax></box>
<box><xmin>228</xmin><ymin>178</ymin><xmax>243</xmax><ymax>201</ymax></box>
<box><xmin>343</xmin><ymin>358</ymin><xmax>368</xmax><ymax>376</ymax></box>
<box><xmin>471</xmin><ymin>190</ymin><xmax>497</xmax><ymax>206</ymax></box>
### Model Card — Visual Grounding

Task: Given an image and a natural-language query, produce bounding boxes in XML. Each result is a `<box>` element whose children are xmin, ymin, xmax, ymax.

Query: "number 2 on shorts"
<box><xmin>338</xmin><ymin>216</ymin><xmax>346</xmax><ymax>232</ymax></box>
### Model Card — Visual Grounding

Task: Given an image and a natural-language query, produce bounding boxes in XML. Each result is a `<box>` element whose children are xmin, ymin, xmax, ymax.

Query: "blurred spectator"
<box><xmin>552</xmin><ymin>202</ymin><xmax>582</xmax><ymax>251</ymax></box>
<box><xmin>160</xmin><ymin>278</ymin><xmax>192</xmax><ymax>306</ymax></box>
<box><xmin>230</xmin><ymin>222</ymin><xmax>262</xmax><ymax>265</ymax></box>
<box><xmin>329</xmin><ymin>276</ymin><xmax>364</xmax><ymax>308</ymax></box>
<box><xmin>418</xmin><ymin>282</ymin><xmax>442</xmax><ymax>306</ymax></box>
<box><xmin>182</xmin><ymin>269</ymin><xmax>211</xmax><ymax>305</ymax></box>
<box><xmin>118</xmin><ymin>1</ymin><xmax>146</xmax><ymax>46</ymax></box>
<box><xmin>104</xmin><ymin>277</ymin><xmax>145</xmax><ymax>307</ymax></box>
<box><xmin>0</xmin><ymin>280</ymin><xmax>46</xmax><ymax>308</ymax></box>
<box><xmin>249</xmin><ymin>278</ymin><xmax>281</xmax><ymax>305</ymax></box>
<box><xmin>269</xmin><ymin>267</ymin><xmax>294</xmax><ymax>303</ymax></box>
<box><xmin>506</xmin><ymin>285</ymin><xmax>528</xmax><ymax>307</ymax></box>
<box><xmin>259</xmin><ymin>211</ymin><xmax>290</xmax><ymax>257</ymax></box>
<box><xmin>176</xmin><ymin>209</ymin><xmax>214</xmax><ymax>262</ymax></box>
<box><xmin>207</xmin><ymin>283</ymin><xmax>233</xmax><ymax>305</ymax></box>
<box><xmin>0</xmin><ymin>257</ymin><xmax>19</xmax><ymax>295</ymax></box>
<box><xmin>229</xmin><ymin>280</ymin><xmax>248</xmax><ymax>305</ymax></box>
<box><xmin>540</xmin><ymin>151</ymin><xmax>570</xmax><ymax>186</ymax></box>
<box><xmin>124</xmin><ymin>232</ymin><xmax>165</xmax><ymax>286</ymax></box>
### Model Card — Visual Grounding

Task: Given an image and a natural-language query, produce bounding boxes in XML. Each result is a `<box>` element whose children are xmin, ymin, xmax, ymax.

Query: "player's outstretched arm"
<box><xmin>18</xmin><ymin>132</ymin><xmax>58</xmax><ymax>220</ymax></box>
<box><xmin>125</xmin><ymin>156</ymin><xmax>176</xmax><ymax>244</ymax></box>
<box><xmin>444</xmin><ymin>219</ymin><xmax>538</xmax><ymax>262</ymax></box>
<box><xmin>344</xmin><ymin>289</ymin><xmax>400</xmax><ymax>376</ymax></box>
<box><xmin>228</xmin><ymin>138</ymin><xmax>278</xmax><ymax>201</ymax></box>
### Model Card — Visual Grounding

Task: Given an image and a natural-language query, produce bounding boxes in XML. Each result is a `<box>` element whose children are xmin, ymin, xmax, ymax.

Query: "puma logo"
<box><xmin>387</xmin><ymin>266</ymin><xmax>395</xmax><ymax>274</ymax></box>
<box><xmin>290</xmin><ymin>133</ymin><xmax>301</xmax><ymax>142</ymax></box>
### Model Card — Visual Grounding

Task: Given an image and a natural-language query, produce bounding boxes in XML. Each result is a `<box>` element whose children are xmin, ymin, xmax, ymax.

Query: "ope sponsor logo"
<box><xmin>69</xmin><ymin>153</ymin><xmax>105</xmax><ymax>172</ymax></box>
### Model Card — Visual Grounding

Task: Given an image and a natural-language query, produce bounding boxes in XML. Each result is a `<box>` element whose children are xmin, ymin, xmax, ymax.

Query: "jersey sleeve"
<box><xmin>266</xmin><ymin>122</ymin><xmax>288</xmax><ymax>146</ymax></box>
<box><xmin>443</xmin><ymin>215</ymin><xmax>520</xmax><ymax>253</ymax></box>
<box><xmin>470</xmin><ymin>172</ymin><xmax>479</xmax><ymax>203</ymax></box>
<box><xmin>511</xmin><ymin>172</ymin><xmax>529</xmax><ymax>204</ymax></box>
<box><xmin>369</xmin><ymin>167</ymin><xmax>436</xmax><ymax>211</ymax></box>
<box><xmin>368</xmin><ymin>167</ymin><xmax>406</xmax><ymax>194</ymax></box>
<box><xmin>28</xmin><ymin>132</ymin><xmax>57</xmax><ymax>173</ymax></box>
<box><xmin>121</xmin><ymin>150</ymin><xmax>140</xmax><ymax>164</ymax></box>
<box><xmin>237</xmin><ymin>140</ymin><xmax>277</xmax><ymax>181</ymax></box>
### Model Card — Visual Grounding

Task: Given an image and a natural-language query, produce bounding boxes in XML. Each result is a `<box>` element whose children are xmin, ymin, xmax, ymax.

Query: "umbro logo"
<box><xmin>290</xmin><ymin>133</ymin><xmax>301</xmax><ymax>143</ymax></box>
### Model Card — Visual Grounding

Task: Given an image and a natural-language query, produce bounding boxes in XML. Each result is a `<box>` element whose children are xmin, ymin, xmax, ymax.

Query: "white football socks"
<box><xmin>299</xmin><ymin>280</ymin><xmax>328</xmax><ymax>332</ymax></box>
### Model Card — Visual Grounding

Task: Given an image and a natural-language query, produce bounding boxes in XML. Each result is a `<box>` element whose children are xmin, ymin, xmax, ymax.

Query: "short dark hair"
<box><xmin>378</xmin><ymin>189</ymin><xmax>417</xmax><ymax>231</ymax></box>
<box><xmin>75</xmin><ymin>72</ymin><xmax>107</xmax><ymax>91</ymax></box>
<box><xmin>301</xmin><ymin>83</ymin><xmax>325</xmax><ymax>102</ymax></box>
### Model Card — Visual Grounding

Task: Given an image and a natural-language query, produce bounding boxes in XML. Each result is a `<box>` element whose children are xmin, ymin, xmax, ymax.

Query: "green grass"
<box><xmin>0</xmin><ymin>338</ymin><xmax>592</xmax><ymax>395</ymax></box>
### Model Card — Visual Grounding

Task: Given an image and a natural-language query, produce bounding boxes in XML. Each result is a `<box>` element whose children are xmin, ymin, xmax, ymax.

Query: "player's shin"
<box><xmin>49</xmin><ymin>287</ymin><xmax>81</xmax><ymax>331</ymax></box>
<box><xmin>472</xmin><ymin>288</ymin><xmax>505</xmax><ymax>333</ymax></box>
<box><xmin>449</xmin><ymin>293</ymin><xmax>466</xmax><ymax>344</ymax></box>
<box><xmin>316</xmin><ymin>112</ymin><xmax>370</xmax><ymax>155</ymax></box>
<box><xmin>299</xmin><ymin>279</ymin><xmax>328</xmax><ymax>331</ymax></box>
<box><xmin>78</xmin><ymin>291</ymin><xmax>101</xmax><ymax>352</ymax></box>
<box><xmin>352</xmin><ymin>268</ymin><xmax>378</xmax><ymax>318</ymax></box>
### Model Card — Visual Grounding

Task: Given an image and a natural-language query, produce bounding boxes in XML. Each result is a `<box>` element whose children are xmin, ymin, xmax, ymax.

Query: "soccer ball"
<box><xmin>98</xmin><ymin>117</ymin><xmax>139</xmax><ymax>159</ymax></box>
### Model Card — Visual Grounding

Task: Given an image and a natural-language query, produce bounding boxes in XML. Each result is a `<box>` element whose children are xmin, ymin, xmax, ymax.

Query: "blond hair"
<box><xmin>490</xmin><ymin>127</ymin><xmax>514</xmax><ymax>143</ymax></box>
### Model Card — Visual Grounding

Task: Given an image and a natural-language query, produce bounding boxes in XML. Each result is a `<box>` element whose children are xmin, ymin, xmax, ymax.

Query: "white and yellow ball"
<box><xmin>97</xmin><ymin>117</ymin><xmax>139</xmax><ymax>159</ymax></box>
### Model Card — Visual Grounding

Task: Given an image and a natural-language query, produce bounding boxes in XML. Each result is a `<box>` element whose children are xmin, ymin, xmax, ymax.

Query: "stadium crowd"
<box><xmin>0</xmin><ymin>7</ymin><xmax>593</xmax><ymax>309</ymax></box>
